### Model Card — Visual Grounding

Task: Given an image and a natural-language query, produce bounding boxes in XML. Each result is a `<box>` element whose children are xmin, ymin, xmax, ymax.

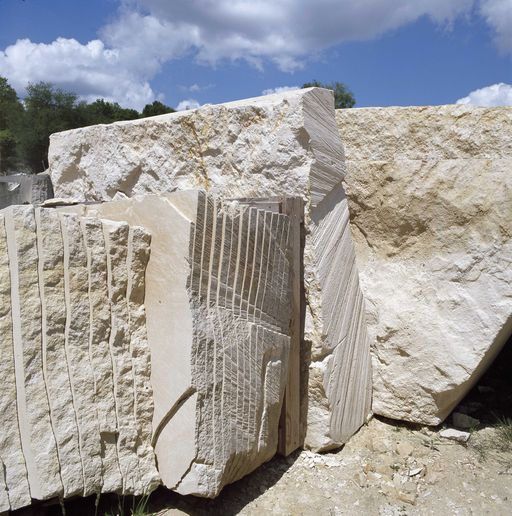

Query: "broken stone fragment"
<box><xmin>61</xmin><ymin>191</ymin><xmax>293</xmax><ymax>497</ymax></box>
<box><xmin>48</xmin><ymin>87</ymin><xmax>372</xmax><ymax>452</ymax></box>
<box><xmin>337</xmin><ymin>105</ymin><xmax>512</xmax><ymax>426</ymax></box>
<box><xmin>439</xmin><ymin>428</ymin><xmax>471</xmax><ymax>443</ymax></box>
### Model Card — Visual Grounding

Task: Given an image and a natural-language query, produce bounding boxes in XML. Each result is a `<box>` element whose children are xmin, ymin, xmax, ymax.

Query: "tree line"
<box><xmin>0</xmin><ymin>77</ymin><xmax>175</xmax><ymax>174</ymax></box>
<box><xmin>0</xmin><ymin>76</ymin><xmax>354</xmax><ymax>175</ymax></box>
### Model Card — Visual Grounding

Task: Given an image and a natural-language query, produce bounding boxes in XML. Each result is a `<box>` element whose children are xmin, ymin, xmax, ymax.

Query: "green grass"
<box><xmin>494</xmin><ymin>415</ymin><xmax>512</xmax><ymax>453</ymax></box>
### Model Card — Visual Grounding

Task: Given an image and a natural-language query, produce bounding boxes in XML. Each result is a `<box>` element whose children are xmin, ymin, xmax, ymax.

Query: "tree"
<box><xmin>0</xmin><ymin>77</ymin><xmax>24</xmax><ymax>173</ymax></box>
<box><xmin>77</xmin><ymin>98</ymin><xmax>140</xmax><ymax>126</ymax></box>
<box><xmin>141</xmin><ymin>100</ymin><xmax>175</xmax><ymax>118</ymax></box>
<box><xmin>302</xmin><ymin>80</ymin><xmax>355</xmax><ymax>109</ymax></box>
<box><xmin>18</xmin><ymin>82</ymin><xmax>83</xmax><ymax>172</ymax></box>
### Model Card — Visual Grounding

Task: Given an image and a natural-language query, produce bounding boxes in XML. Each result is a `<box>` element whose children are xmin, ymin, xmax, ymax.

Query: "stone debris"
<box><xmin>439</xmin><ymin>429</ymin><xmax>471</xmax><ymax>443</ymax></box>
<box><xmin>48</xmin><ymin>87</ymin><xmax>372</xmax><ymax>452</ymax></box>
<box><xmin>337</xmin><ymin>105</ymin><xmax>512</xmax><ymax>425</ymax></box>
<box><xmin>61</xmin><ymin>191</ymin><xmax>293</xmax><ymax>497</ymax></box>
<box><xmin>0</xmin><ymin>205</ymin><xmax>159</xmax><ymax>512</ymax></box>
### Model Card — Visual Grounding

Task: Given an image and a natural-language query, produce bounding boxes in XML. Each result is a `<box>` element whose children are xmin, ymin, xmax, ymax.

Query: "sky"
<box><xmin>0</xmin><ymin>0</ymin><xmax>511</xmax><ymax>111</ymax></box>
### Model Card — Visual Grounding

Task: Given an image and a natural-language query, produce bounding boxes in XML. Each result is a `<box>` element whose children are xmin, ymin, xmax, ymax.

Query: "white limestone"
<box><xmin>0</xmin><ymin>213</ymin><xmax>31</xmax><ymax>511</ymax></box>
<box><xmin>64</xmin><ymin>191</ymin><xmax>293</xmax><ymax>496</ymax></box>
<box><xmin>0</xmin><ymin>206</ymin><xmax>158</xmax><ymax>511</ymax></box>
<box><xmin>337</xmin><ymin>105</ymin><xmax>512</xmax><ymax>425</ymax></box>
<box><xmin>49</xmin><ymin>88</ymin><xmax>372</xmax><ymax>451</ymax></box>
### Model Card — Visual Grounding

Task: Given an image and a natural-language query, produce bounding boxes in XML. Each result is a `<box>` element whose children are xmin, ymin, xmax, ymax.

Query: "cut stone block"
<box><xmin>0</xmin><ymin>205</ymin><xmax>158</xmax><ymax>511</ymax></box>
<box><xmin>62</xmin><ymin>191</ymin><xmax>293</xmax><ymax>496</ymax></box>
<box><xmin>49</xmin><ymin>87</ymin><xmax>372</xmax><ymax>451</ymax></box>
<box><xmin>337</xmin><ymin>105</ymin><xmax>512</xmax><ymax>425</ymax></box>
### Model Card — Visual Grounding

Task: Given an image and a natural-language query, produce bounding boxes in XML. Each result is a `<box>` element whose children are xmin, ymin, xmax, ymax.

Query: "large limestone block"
<box><xmin>63</xmin><ymin>191</ymin><xmax>293</xmax><ymax>496</ymax></box>
<box><xmin>336</xmin><ymin>105</ymin><xmax>512</xmax><ymax>161</ymax></box>
<box><xmin>0</xmin><ymin>205</ymin><xmax>158</xmax><ymax>511</ymax></box>
<box><xmin>49</xmin><ymin>88</ymin><xmax>372</xmax><ymax>451</ymax></box>
<box><xmin>337</xmin><ymin>106</ymin><xmax>512</xmax><ymax>424</ymax></box>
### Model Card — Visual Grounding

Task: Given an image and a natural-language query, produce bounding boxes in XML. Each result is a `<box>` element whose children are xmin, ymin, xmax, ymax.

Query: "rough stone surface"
<box><xmin>0</xmin><ymin>205</ymin><xmax>158</xmax><ymax>511</ymax></box>
<box><xmin>64</xmin><ymin>191</ymin><xmax>293</xmax><ymax>497</ymax></box>
<box><xmin>49</xmin><ymin>88</ymin><xmax>372</xmax><ymax>451</ymax></box>
<box><xmin>337</xmin><ymin>105</ymin><xmax>512</xmax><ymax>425</ymax></box>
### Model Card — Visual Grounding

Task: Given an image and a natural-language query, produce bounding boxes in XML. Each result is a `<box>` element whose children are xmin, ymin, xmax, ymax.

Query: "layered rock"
<box><xmin>337</xmin><ymin>105</ymin><xmax>512</xmax><ymax>424</ymax></box>
<box><xmin>49</xmin><ymin>88</ymin><xmax>372</xmax><ymax>451</ymax></box>
<box><xmin>0</xmin><ymin>205</ymin><xmax>159</xmax><ymax>512</ymax></box>
<box><xmin>63</xmin><ymin>191</ymin><xmax>293</xmax><ymax>496</ymax></box>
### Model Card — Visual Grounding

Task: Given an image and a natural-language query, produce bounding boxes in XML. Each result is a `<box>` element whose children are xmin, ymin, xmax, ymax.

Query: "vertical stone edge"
<box><xmin>0</xmin><ymin>212</ymin><xmax>31</xmax><ymax>510</ymax></box>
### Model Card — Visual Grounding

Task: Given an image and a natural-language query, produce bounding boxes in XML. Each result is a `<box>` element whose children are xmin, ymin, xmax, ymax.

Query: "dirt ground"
<box><xmin>16</xmin><ymin>414</ymin><xmax>510</xmax><ymax>516</ymax></box>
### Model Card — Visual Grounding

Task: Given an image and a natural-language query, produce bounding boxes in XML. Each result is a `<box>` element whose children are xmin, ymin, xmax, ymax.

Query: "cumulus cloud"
<box><xmin>122</xmin><ymin>0</ymin><xmax>476</xmax><ymax>71</ymax></box>
<box><xmin>456</xmin><ymin>83</ymin><xmax>512</xmax><ymax>106</ymax></box>
<box><xmin>176</xmin><ymin>98</ymin><xmax>201</xmax><ymax>110</ymax></box>
<box><xmin>480</xmin><ymin>0</ymin><xmax>512</xmax><ymax>54</ymax></box>
<box><xmin>261</xmin><ymin>85</ymin><xmax>300</xmax><ymax>95</ymax></box>
<box><xmin>0</xmin><ymin>37</ymin><xmax>155</xmax><ymax>110</ymax></box>
<box><xmin>0</xmin><ymin>0</ymin><xmax>509</xmax><ymax>109</ymax></box>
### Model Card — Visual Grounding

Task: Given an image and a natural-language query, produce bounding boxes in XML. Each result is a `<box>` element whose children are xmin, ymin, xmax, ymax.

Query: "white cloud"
<box><xmin>0</xmin><ymin>37</ymin><xmax>155</xmax><ymax>110</ymax></box>
<box><xmin>122</xmin><ymin>0</ymin><xmax>476</xmax><ymax>71</ymax></box>
<box><xmin>480</xmin><ymin>0</ymin><xmax>512</xmax><ymax>54</ymax></box>
<box><xmin>176</xmin><ymin>98</ymin><xmax>201</xmax><ymax>110</ymax></box>
<box><xmin>261</xmin><ymin>85</ymin><xmax>300</xmax><ymax>95</ymax></box>
<box><xmin>456</xmin><ymin>83</ymin><xmax>512</xmax><ymax>106</ymax></box>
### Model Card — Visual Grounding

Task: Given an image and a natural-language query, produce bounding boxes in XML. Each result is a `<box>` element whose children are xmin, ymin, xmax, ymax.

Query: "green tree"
<box><xmin>18</xmin><ymin>82</ymin><xmax>82</xmax><ymax>172</ymax></box>
<box><xmin>302</xmin><ymin>80</ymin><xmax>355</xmax><ymax>109</ymax></box>
<box><xmin>0</xmin><ymin>76</ymin><xmax>24</xmax><ymax>174</ymax></box>
<box><xmin>77</xmin><ymin>98</ymin><xmax>140</xmax><ymax>126</ymax></box>
<box><xmin>141</xmin><ymin>100</ymin><xmax>175</xmax><ymax>118</ymax></box>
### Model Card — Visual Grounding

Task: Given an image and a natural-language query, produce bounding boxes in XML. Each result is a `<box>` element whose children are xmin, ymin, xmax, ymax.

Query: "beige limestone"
<box><xmin>0</xmin><ymin>206</ymin><xmax>158</xmax><ymax>511</ymax></box>
<box><xmin>337</xmin><ymin>105</ymin><xmax>512</xmax><ymax>425</ymax></box>
<box><xmin>0</xmin><ymin>214</ymin><xmax>31</xmax><ymax>511</ymax></box>
<box><xmin>64</xmin><ymin>191</ymin><xmax>293</xmax><ymax>497</ymax></box>
<box><xmin>49</xmin><ymin>88</ymin><xmax>372</xmax><ymax>451</ymax></box>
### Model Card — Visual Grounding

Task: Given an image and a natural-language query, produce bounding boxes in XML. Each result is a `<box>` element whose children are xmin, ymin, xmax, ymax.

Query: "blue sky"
<box><xmin>0</xmin><ymin>0</ymin><xmax>511</xmax><ymax>110</ymax></box>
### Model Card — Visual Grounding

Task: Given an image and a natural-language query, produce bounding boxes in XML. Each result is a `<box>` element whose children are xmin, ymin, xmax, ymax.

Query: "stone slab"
<box><xmin>0</xmin><ymin>205</ymin><xmax>158</xmax><ymax>511</ymax></box>
<box><xmin>62</xmin><ymin>191</ymin><xmax>293</xmax><ymax>497</ymax></box>
<box><xmin>49</xmin><ymin>88</ymin><xmax>372</xmax><ymax>451</ymax></box>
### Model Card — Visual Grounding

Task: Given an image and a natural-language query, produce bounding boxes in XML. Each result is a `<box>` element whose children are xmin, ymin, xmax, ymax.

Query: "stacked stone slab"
<box><xmin>337</xmin><ymin>105</ymin><xmax>512</xmax><ymax>425</ymax></box>
<box><xmin>49</xmin><ymin>88</ymin><xmax>372</xmax><ymax>452</ymax></box>
<box><xmin>62</xmin><ymin>191</ymin><xmax>293</xmax><ymax>496</ymax></box>
<box><xmin>0</xmin><ymin>205</ymin><xmax>159</xmax><ymax>512</ymax></box>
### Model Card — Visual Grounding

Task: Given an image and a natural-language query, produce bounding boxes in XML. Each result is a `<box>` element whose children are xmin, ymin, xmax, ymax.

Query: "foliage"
<box><xmin>0</xmin><ymin>77</ymin><xmax>23</xmax><ymax>173</ymax></box>
<box><xmin>302</xmin><ymin>80</ymin><xmax>356</xmax><ymax>109</ymax></box>
<box><xmin>142</xmin><ymin>100</ymin><xmax>175</xmax><ymax>117</ymax></box>
<box><xmin>0</xmin><ymin>76</ymin><xmax>175</xmax><ymax>174</ymax></box>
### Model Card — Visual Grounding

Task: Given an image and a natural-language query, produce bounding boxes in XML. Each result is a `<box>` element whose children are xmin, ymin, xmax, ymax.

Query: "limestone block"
<box><xmin>63</xmin><ymin>191</ymin><xmax>293</xmax><ymax>497</ymax></box>
<box><xmin>0</xmin><ymin>205</ymin><xmax>158</xmax><ymax>511</ymax></box>
<box><xmin>337</xmin><ymin>106</ymin><xmax>512</xmax><ymax>425</ymax></box>
<box><xmin>49</xmin><ymin>88</ymin><xmax>372</xmax><ymax>451</ymax></box>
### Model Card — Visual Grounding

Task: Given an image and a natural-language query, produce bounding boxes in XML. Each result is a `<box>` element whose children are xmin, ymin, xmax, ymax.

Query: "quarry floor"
<box><xmin>16</xmin><ymin>414</ymin><xmax>511</xmax><ymax>516</ymax></box>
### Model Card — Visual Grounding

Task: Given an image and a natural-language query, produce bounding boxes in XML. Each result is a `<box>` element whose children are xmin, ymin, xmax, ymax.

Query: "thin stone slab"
<box><xmin>0</xmin><ymin>214</ymin><xmax>31</xmax><ymax>511</ymax></box>
<box><xmin>62</xmin><ymin>191</ymin><xmax>293</xmax><ymax>497</ymax></box>
<box><xmin>0</xmin><ymin>206</ymin><xmax>158</xmax><ymax>511</ymax></box>
<box><xmin>49</xmin><ymin>88</ymin><xmax>372</xmax><ymax>451</ymax></box>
